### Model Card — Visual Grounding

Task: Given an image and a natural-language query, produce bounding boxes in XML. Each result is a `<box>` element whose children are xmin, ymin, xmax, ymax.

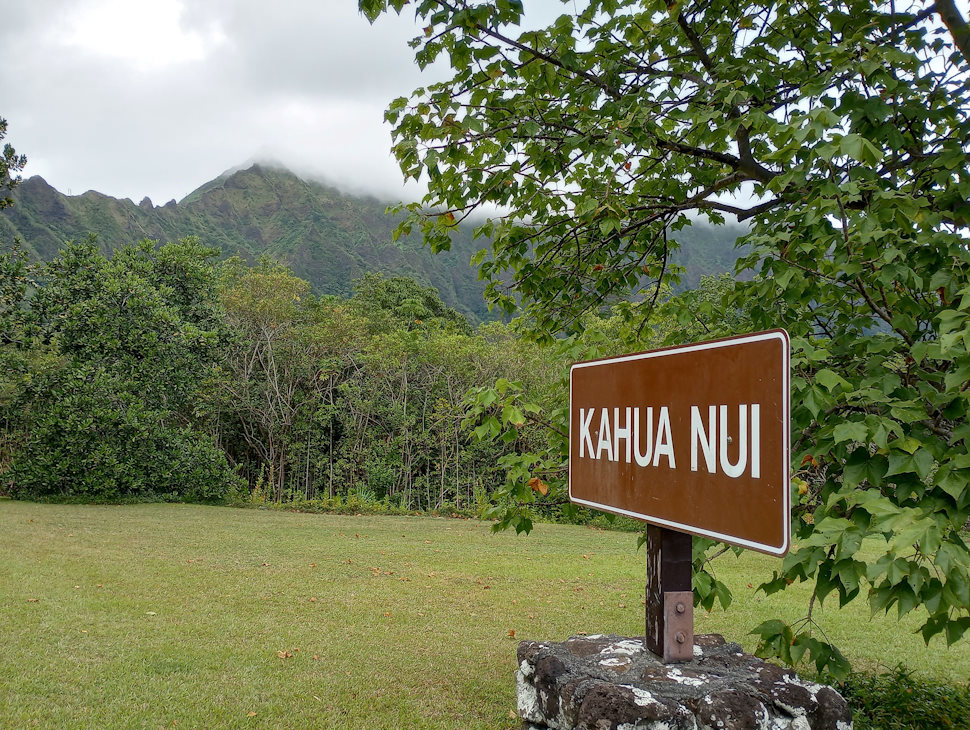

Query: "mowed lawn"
<box><xmin>1</xmin><ymin>502</ymin><xmax>967</xmax><ymax>729</ymax></box>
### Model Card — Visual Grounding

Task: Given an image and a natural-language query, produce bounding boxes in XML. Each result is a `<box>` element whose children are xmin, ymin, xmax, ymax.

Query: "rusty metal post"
<box><xmin>645</xmin><ymin>525</ymin><xmax>693</xmax><ymax>663</ymax></box>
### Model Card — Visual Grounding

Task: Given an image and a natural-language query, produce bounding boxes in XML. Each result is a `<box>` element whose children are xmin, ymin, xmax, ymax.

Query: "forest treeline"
<box><xmin>0</xmin><ymin>236</ymin><xmax>573</xmax><ymax>512</ymax></box>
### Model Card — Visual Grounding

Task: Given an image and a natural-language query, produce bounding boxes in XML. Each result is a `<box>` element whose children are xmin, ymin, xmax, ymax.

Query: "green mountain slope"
<box><xmin>0</xmin><ymin>163</ymin><xmax>747</xmax><ymax>321</ymax></box>
<box><xmin>669</xmin><ymin>218</ymin><xmax>751</xmax><ymax>289</ymax></box>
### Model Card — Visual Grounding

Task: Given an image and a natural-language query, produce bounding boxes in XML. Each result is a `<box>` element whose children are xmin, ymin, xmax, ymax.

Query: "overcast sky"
<box><xmin>7</xmin><ymin>1</ymin><xmax>966</xmax><ymax>208</ymax></box>
<box><xmin>1</xmin><ymin>0</ymin><xmax>454</xmax><ymax>204</ymax></box>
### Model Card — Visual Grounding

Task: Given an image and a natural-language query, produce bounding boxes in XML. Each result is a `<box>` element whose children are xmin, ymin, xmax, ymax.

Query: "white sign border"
<box><xmin>568</xmin><ymin>329</ymin><xmax>791</xmax><ymax>556</ymax></box>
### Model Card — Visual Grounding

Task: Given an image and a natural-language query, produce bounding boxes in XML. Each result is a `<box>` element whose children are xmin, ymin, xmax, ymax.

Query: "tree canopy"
<box><xmin>1</xmin><ymin>235</ymin><xmax>555</xmax><ymax>515</ymax></box>
<box><xmin>364</xmin><ymin>0</ymin><xmax>968</xmax><ymax>328</ymax></box>
<box><xmin>0</xmin><ymin>117</ymin><xmax>26</xmax><ymax>210</ymax></box>
<box><xmin>363</xmin><ymin>0</ymin><xmax>970</xmax><ymax>674</ymax></box>
<box><xmin>4</xmin><ymin>237</ymin><xmax>241</xmax><ymax>502</ymax></box>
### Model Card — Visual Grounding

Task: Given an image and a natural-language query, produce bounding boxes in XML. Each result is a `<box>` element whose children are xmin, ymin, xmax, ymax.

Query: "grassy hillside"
<box><xmin>1</xmin><ymin>502</ymin><xmax>965</xmax><ymax>729</ymax></box>
<box><xmin>0</xmin><ymin>164</ymin><xmax>748</xmax><ymax>321</ymax></box>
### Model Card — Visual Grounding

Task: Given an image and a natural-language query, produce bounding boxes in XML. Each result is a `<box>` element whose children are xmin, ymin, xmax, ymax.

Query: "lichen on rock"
<box><xmin>515</xmin><ymin>634</ymin><xmax>852</xmax><ymax>730</ymax></box>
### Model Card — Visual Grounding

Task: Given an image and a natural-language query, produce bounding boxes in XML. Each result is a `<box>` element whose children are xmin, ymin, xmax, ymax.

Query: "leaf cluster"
<box><xmin>3</xmin><ymin>237</ymin><xmax>241</xmax><ymax>502</ymax></box>
<box><xmin>212</xmin><ymin>261</ymin><xmax>541</xmax><ymax>511</ymax></box>
<box><xmin>363</xmin><ymin>0</ymin><xmax>970</xmax><ymax>675</ymax></box>
<box><xmin>0</xmin><ymin>117</ymin><xmax>26</xmax><ymax>210</ymax></box>
<box><xmin>837</xmin><ymin>665</ymin><xmax>970</xmax><ymax>729</ymax></box>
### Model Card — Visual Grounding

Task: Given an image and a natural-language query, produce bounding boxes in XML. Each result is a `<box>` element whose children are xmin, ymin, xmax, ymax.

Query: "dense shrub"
<box><xmin>7</xmin><ymin>366</ymin><xmax>241</xmax><ymax>503</ymax></box>
<box><xmin>1</xmin><ymin>237</ymin><xmax>241</xmax><ymax>503</ymax></box>
<box><xmin>838</xmin><ymin>666</ymin><xmax>970</xmax><ymax>730</ymax></box>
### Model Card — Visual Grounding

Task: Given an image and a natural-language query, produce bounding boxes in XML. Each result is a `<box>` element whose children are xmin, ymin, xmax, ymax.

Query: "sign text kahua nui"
<box><xmin>568</xmin><ymin>330</ymin><xmax>791</xmax><ymax>556</ymax></box>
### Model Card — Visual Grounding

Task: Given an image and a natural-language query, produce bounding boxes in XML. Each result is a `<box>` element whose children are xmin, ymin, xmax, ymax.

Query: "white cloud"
<box><xmin>51</xmin><ymin>0</ymin><xmax>228</xmax><ymax>72</ymax></box>
<box><xmin>0</xmin><ymin>0</ymin><xmax>570</xmax><ymax>203</ymax></box>
<box><xmin>0</xmin><ymin>0</ymin><xmax>439</xmax><ymax>203</ymax></box>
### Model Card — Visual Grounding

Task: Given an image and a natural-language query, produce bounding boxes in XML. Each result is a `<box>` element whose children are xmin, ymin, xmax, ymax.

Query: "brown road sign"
<box><xmin>569</xmin><ymin>330</ymin><xmax>790</xmax><ymax>556</ymax></box>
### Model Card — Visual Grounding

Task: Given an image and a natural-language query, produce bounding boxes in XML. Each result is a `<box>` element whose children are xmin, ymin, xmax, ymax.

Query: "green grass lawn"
<box><xmin>1</xmin><ymin>501</ymin><xmax>967</xmax><ymax>729</ymax></box>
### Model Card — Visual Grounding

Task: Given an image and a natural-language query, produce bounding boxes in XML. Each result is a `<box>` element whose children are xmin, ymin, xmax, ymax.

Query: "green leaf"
<box><xmin>359</xmin><ymin>0</ymin><xmax>387</xmax><ymax>23</ymax></box>
<box><xmin>921</xmin><ymin>614</ymin><xmax>947</xmax><ymax>644</ymax></box>
<box><xmin>947</xmin><ymin>568</ymin><xmax>970</xmax><ymax>607</ymax></box>
<box><xmin>896</xmin><ymin>584</ymin><xmax>918</xmax><ymax>618</ymax></box>
<box><xmin>750</xmin><ymin>619</ymin><xmax>786</xmax><ymax>639</ymax></box>
<box><xmin>886</xmin><ymin>453</ymin><xmax>915</xmax><ymax>477</ymax></box>
<box><xmin>789</xmin><ymin>634</ymin><xmax>811</xmax><ymax>664</ymax></box>
<box><xmin>598</xmin><ymin>217</ymin><xmax>619</xmax><ymax>236</ymax></box>
<box><xmin>833</xmin><ymin>422</ymin><xmax>868</xmax><ymax>444</ymax></box>
<box><xmin>815</xmin><ymin>368</ymin><xmax>848</xmax><ymax>391</ymax></box>
<box><xmin>946</xmin><ymin>617</ymin><xmax>970</xmax><ymax>646</ymax></box>
<box><xmin>912</xmin><ymin>449</ymin><xmax>935</xmax><ymax>481</ymax></box>
<box><xmin>502</xmin><ymin>404</ymin><xmax>525</xmax><ymax>427</ymax></box>
<box><xmin>934</xmin><ymin>466</ymin><xmax>968</xmax><ymax>501</ymax></box>
<box><xmin>839</xmin><ymin>133</ymin><xmax>884</xmax><ymax>165</ymax></box>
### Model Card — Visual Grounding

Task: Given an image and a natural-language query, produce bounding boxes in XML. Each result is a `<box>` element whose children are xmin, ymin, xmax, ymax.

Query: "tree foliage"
<box><xmin>4</xmin><ymin>237</ymin><xmax>241</xmax><ymax>502</ymax></box>
<box><xmin>213</xmin><ymin>262</ymin><xmax>550</xmax><ymax>510</ymax></box>
<box><xmin>363</xmin><ymin>0</ymin><xmax>970</xmax><ymax>674</ymax></box>
<box><xmin>0</xmin><ymin>117</ymin><xmax>26</xmax><ymax>210</ymax></box>
<box><xmin>0</xmin><ymin>234</ymin><xmax>553</xmax><ymax>513</ymax></box>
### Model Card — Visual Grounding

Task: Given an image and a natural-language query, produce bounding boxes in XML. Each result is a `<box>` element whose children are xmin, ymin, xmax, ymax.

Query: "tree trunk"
<box><xmin>305</xmin><ymin>427</ymin><xmax>311</xmax><ymax>500</ymax></box>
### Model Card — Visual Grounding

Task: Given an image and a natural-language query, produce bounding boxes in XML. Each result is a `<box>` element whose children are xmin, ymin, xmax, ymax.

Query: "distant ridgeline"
<box><xmin>0</xmin><ymin>163</ymin><xmax>747</xmax><ymax>321</ymax></box>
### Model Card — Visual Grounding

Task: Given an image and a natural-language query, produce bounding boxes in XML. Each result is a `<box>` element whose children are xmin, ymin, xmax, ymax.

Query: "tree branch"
<box><xmin>936</xmin><ymin>0</ymin><xmax>970</xmax><ymax>66</ymax></box>
<box><xmin>430</xmin><ymin>0</ymin><xmax>623</xmax><ymax>99</ymax></box>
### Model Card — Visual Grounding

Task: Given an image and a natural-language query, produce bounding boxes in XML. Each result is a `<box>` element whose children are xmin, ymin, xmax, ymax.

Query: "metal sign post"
<box><xmin>568</xmin><ymin>330</ymin><xmax>791</xmax><ymax>664</ymax></box>
<box><xmin>645</xmin><ymin>526</ymin><xmax>693</xmax><ymax>663</ymax></box>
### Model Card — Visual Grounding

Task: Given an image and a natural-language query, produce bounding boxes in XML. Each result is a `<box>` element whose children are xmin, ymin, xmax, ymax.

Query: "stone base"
<box><xmin>516</xmin><ymin>634</ymin><xmax>852</xmax><ymax>730</ymax></box>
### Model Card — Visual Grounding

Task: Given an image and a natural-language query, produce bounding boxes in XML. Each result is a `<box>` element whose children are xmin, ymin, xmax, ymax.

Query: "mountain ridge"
<box><xmin>0</xmin><ymin>164</ymin><xmax>748</xmax><ymax>322</ymax></box>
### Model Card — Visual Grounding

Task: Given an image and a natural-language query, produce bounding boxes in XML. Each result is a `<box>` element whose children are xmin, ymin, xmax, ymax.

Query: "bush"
<box><xmin>838</xmin><ymin>665</ymin><xmax>970</xmax><ymax>730</ymax></box>
<box><xmin>1</xmin><ymin>238</ymin><xmax>242</xmax><ymax>505</ymax></box>
<box><xmin>7</xmin><ymin>367</ymin><xmax>242</xmax><ymax>503</ymax></box>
